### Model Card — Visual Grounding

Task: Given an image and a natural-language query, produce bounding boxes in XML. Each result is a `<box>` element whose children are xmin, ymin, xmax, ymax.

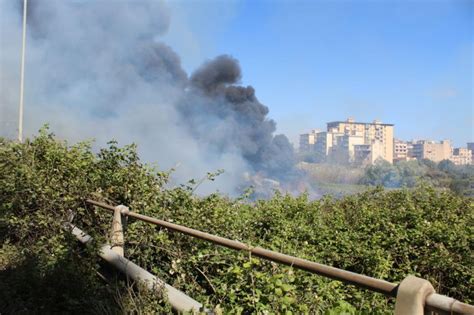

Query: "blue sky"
<box><xmin>166</xmin><ymin>0</ymin><xmax>472</xmax><ymax>147</ymax></box>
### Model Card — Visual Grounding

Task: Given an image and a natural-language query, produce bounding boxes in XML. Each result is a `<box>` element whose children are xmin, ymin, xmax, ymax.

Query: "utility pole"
<box><xmin>18</xmin><ymin>0</ymin><xmax>28</xmax><ymax>142</ymax></box>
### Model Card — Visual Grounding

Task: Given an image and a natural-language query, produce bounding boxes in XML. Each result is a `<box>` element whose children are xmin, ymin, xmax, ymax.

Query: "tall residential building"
<box><xmin>299</xmin><ymin>129</ymin><xmax>320</xmax><ymax>153</ymax></box>
<box><xmin>406</xmin><ymin>141</ymin><xmax>415</xmax><ymax>159</ymax></box>
<box><xmin>325</xmin><ymin>118</ymin><xmax>394</xmax><ymax>164</ymax></box>
<box><xmin>331</xmin><ymin>134</ymin><xmax>365</xmax><ymax>163</ymax></box>
<box><xmin>451</xmin><ymin>148</ymin><xmax>472</xmax><ymax>165</ymax></box>
<box><xmin>314</xmin><ymin>131</ymin><xmax>339</xmax><ymax>158</ymax></box>
<box><xmin>299</xmin><ymin>118</ymin><xmax>394</xmax><ymax>164</ymax></box>
<box><xmin>411</xmin><ymin>140</ymin><xmax>452</xmax><ymax>162</ymax></box>
<box><xmin>354</xmin><ymin>141</ymin><xmax>386</xmax><ymax>165</ymax></box>
<box><xmin>467</xmin><ymin>143</ymin><xmax>474</xmax><ymax>163</ymax></box>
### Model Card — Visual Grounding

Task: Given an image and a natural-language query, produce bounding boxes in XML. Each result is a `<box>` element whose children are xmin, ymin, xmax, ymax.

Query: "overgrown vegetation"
<box><xmin>1</xmin><ymin>129</ymin><xmax>473</xmax><ymax>314</ymax></box>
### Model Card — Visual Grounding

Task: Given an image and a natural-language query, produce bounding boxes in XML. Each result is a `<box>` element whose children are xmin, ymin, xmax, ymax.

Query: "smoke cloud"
<box><xmin>0</xmin><ymin>0</ymin><xmax>296</xmax><ymax>195</ymax></box>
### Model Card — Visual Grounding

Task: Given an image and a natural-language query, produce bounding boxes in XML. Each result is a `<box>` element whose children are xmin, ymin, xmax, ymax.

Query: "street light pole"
<box><xmin>18</xmin><ymin>0</ymin><xmax>28</xmax><ymax>142</ymax></box>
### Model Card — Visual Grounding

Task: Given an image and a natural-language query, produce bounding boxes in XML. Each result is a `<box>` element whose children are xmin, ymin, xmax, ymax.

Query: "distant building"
<box><xmin>393</xmin><ymin>139</ymin><xmax>408</xmax><ymax>162</ymax></box>
<box><xmin>406</xmin><ymin>141</ymin><xmax>415</xmax><ymax>159</ymax></box>
<box><xmin>300</xmin><ymin>118</ymin><xmax>394</xmax><ymax>164</ymax></box>
<box><xmin>314</xmin><ymin>131</ymin><xmax>338</xmax><ymax>162</ymax></box>
<box><xmin>299</xmin><ymin>129</ymin><xmax>320</xmax><ymax>153</ymax></box>
<box><xmin>451</xmin><ymin>148</ymin><xmax>472</xmax><ymax>165</ymax></box>
<box><xmin>411</xmin><ymin>140</ymin><xmax>452</xmax><ymax>163</ymax></box>
<box><xmin>354</xmin><ymin>141</ymin><xmax>386</xmax><ymax>165</ymax></box>
<box><xmin>326</xmin><ymin>118</ymin><xmax>394</xmax><ymax>164</ymax></box>
<box><xmin>331</xmin><ymin>134</ymin><xmax>365</xmax><ymax>163</ymax></box>
<box><xmin>393</xmin><ymin>139</ymin><xmax>417</xmax><ymax>162</ymax></box>
<box><xmin>396</xmin><ymin>140</ymin><xmax>473</xmax><ymax>165</ymax></box>
<box><xmin>301</xmin><ymin>121</ymin><xmax>472</xmax><ymax>166</ymax></box>
<box><xmin>467</xmin><ymin>143</ymin><xmax>474</xmax><ymax>163</ymax></box>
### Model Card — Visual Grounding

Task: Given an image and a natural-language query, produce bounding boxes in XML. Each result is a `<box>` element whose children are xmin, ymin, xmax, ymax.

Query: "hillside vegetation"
<box><xmin>300</xmin><ymin>158</ymin><xmax>474</xmax><ymax>198</ymax></box>
<box><xmin>1</xmin><ymin>129</ymin><xmax>473</xmax><ymax>314</ymax></box>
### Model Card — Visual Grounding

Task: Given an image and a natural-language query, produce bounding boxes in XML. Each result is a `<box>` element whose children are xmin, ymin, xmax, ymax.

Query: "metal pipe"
<box><xmin>86</xmin><ymin>199</ymin><xmax>474</xmax><ymax>314</ymax></box>
<box><xmin>425</xmin><ymin>293</ymin><xmax>474</xmax><ymax>315</ymax></box>
<box><xmin>68</xmin><ymin>223</ymin><xmax>203</xmax><ymax>313</ymax></box>
<box><xmin>86</xmin><ymin>200</ymin><xmax>396</xmax><ymax>295</ymax></box>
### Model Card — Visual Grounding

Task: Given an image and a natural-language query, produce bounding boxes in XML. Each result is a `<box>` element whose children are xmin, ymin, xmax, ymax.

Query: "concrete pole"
<box><xmin>18</xmin><ymin>0</ymin><xmax>28</xmax><ymax>142</ymax></box>
<box><xmin>110</xmin><ymin>205</ymin><xmax>127</xmax><ymax>256</ymax></box>
<box><xmin>68</xmin><ymin>223</ymin><xmax>203</xmax><ymax>313</ymax></box>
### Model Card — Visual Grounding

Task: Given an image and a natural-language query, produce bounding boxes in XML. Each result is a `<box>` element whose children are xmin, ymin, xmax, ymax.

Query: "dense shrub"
<box><xmin>1</xmin><ymin>129</ymin><xmax>473</xmax><ymax>313</ymax></box>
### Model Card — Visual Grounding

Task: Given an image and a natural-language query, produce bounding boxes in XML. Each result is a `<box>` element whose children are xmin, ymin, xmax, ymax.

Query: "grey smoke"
<box><xmin>134</xmin><ymin>43</ymin><xmax>188</xmax><ymax>86</ymax></box>
<box><xmin>190</xmin><ymin>55</ymin><xmax>242</xmax><ymax>94</ymax></box>
<box><xmin>0</xmin><ymin>0</ymin><xmax>296</xmax><ymax>195</ymax></box>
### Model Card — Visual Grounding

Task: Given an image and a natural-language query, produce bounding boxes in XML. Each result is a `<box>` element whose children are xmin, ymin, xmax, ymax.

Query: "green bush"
<box><xmin>1</xmin><ymin>128</ymin><xmax>473</xmax><ymax>314</ymax></box>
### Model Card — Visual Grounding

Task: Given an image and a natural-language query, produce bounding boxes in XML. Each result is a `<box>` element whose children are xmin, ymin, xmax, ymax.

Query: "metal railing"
<box><xmin>86</xmin><ymin>199</ymin><xmax>474</xmax><ymax>315</ymax></box>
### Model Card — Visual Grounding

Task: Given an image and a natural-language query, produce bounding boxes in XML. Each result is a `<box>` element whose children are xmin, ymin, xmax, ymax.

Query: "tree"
<box><xmin>438</xmin><ymin>159</ymin><xmax>456</xmax><ymax>173</ymax></box>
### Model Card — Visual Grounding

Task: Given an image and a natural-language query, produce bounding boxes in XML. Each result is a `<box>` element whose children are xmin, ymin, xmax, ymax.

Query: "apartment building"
<box><xmin>299</xmin><ymin>129</ymin><xmax>320</xmax><ymax>152</ymax></box>
<box><xmin>331</xmin><ymin>134</ymin><xmax>365</xmax><ymax>163</ymax></box>
<box><xmin>300</xmin><ymin>118</ymin><xmax>394</xmax><ymax>164</ymax></box>
<box><xmin>411</xmin><ymin>140</ymin><xmax>452</xmax><ymax>163</ymax></box>
<box><xmin>314</xmin><ymin>131</ymin><xmax>338</xmax><ymax>156</ymax></box>
<box><xmin>301</xmin><ymin>121</ymin><xmax>472</xmax><ymax>165</ymax></box>
<box><xmin>395</xmin><ymin>140</ymin><xmax>472</xmax><ymax>165</ymax></box>
<box><xmin>467</xmin><ymin>143</ymin><xmax>474</xmax><ymax>163</ymax></box>
<box><xmin>354</xmin><ymin>141</ymin><xmax>386</xmax><ymax>165</ymax></box>
<box><xmin>393</xmin><ymin>139</ymin><xmax>408</xmax><ymax>162</ymax></box>
<box><xmin>393</xmin><ymin>139</ymin><xmax>418</xmax><ymax>162</ymax></box>
<box><xmin>326</xmin><ymin>118</ymin><xmax>394</xmax><ymax>164</ymax></box>
<box><xmin>451</xmin><ymin>148</ymin><xmax>472</xmax><ymax>166</ymax></box>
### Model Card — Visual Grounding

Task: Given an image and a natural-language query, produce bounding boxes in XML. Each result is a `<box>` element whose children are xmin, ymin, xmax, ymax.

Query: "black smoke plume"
<box><xmin>185</xmin><ymin>55</ymin><xmax>296</xmax><ymax>179</ymax></box>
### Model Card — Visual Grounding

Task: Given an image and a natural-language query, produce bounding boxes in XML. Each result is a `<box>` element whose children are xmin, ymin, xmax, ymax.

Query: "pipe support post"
<box><xmin>395</xmin><ymin>275</ymin><xmax>435</xmax><ymax>315</ymax></box>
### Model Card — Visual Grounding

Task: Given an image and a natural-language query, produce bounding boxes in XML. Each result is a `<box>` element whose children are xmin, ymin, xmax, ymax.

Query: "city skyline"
<box><xmin>299</xmin><ymin>117</ymin><xmax>473</xmax><ymax>165</ymax></box>
<box><xmin>299</xmin><ymin>116</ymin><xmax>473</xmax><ymax>147</ymax></box>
